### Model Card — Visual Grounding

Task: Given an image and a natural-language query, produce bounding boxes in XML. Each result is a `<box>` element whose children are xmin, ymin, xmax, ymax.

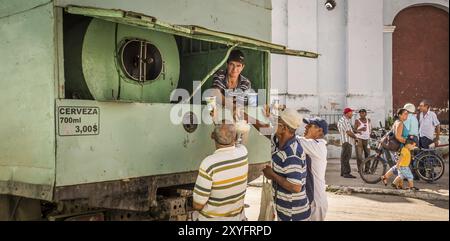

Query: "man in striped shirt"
<box><xmin>263</xmin><ymin>108</ymin><xmax>311</xmax><ymax>221</ymax></box>
<box><xmin>337</xmin><ymin>108</ymin><xmax>358</xmax><ymax>178</ymax></box>
<box><xmin>193</xmin><ymin>121</ymin><xmax>249</xmax><ymax>221</ymax></box>
<box><xmin>211</xmin><ymin>50</ymin><xmax>252</xmax><ymax>106</ymax></box>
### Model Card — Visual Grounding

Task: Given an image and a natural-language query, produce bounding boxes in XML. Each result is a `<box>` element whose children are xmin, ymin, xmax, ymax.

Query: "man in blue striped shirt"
<box><xmin>263</xmin><ymin>108</ymin><xmax>310</xmax><ymax>221</ymax></box>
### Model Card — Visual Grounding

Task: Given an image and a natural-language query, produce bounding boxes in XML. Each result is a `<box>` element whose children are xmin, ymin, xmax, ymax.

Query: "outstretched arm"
<box><xmin>243</xmin><ymin>105</ymin><xmax>274</xmax><ymax>139</ymax></box>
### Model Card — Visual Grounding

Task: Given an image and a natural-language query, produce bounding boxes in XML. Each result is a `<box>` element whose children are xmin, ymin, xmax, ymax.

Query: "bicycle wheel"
<box><xmin>414</xmin><ymin>152</ymin><xmax>445</xmax><ymax>182</ymax></box>
<box><xmin>359</xmin><ymin>155</ymin><xmax>388</xmax><ymax>184</ymax></box>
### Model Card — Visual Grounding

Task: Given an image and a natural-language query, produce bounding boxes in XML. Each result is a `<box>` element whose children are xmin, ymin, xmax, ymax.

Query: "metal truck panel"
<box><xmin>64</xmin><ymin>17</ymin><xmax>181</xmax><ymax>102</ymax></box>
<box><xmin>55</xmin><ymin>0</ymin><xmax>272</xmax><ymax>42</ymax></box>
<box><xmin>55</xmin><ymin>99</ymin><xmax>271</xmax><ymax>186</ymax></box>
<box><xmin>0</xmin><ymin>0</ymin><xmax>51</xmax><ymax>17</ymax></box>
<box><xmin>63</xmin><ymin>5</ymin><xmax>318</xmax><ymax>58</ymax></box>
<box><xmin>0</xmin><ymin>0</ymin><xmax>56</xmax><ymax>200</ymax></box>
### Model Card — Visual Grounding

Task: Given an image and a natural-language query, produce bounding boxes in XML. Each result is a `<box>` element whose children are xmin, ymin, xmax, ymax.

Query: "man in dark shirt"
<box><xmin>211</xmin><ymin>50</ymin><xmax>251</xmax><ymax>106</ymax></box>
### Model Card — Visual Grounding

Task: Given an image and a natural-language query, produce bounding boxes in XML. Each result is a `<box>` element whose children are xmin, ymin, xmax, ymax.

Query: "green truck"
<box><xmin>0</xmin><ymin>0</ymin><xmax>317</xmax><ymax>220</ymax></box>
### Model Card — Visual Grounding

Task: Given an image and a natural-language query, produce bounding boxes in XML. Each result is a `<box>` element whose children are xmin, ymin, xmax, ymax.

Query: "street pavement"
<box><xmin>244</xmin><ymin>158</ymin><xmax>449</xmax><ymax>221</ymax></box>
<box><xmin>325</xmin><ymin>158</ymin><xmax>449</xmax><ymax>198</ymax></box>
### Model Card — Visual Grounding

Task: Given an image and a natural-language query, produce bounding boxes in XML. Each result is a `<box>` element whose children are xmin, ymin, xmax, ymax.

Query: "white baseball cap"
<box><xmin>279</xmin><ymin>108</ymin><xmax>302</xmax><ymax>130</ymax></box>
<box><xmin>403</xmin><ymin>103</ymin><xmax>416</xmax><ymax>113</ymax></box>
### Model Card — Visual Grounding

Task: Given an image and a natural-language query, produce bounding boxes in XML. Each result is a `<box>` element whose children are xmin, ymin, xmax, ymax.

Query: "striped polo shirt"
<box><xmin>337</xmin><ymin>115</ymin><xmax>355</xmax><ymax>145</ymax></box>
<box><xmin>193</xmin><ymin>145</ymin><xmax>249</xmax><ymax>221</ymax></box>
<box><xmin>271</xmin><ymin>136</ymin><xmax>310</xmax><ymax>221</ymax></box>
<box><xmin>212</xmin><ymin>69</ymin><xmax>251</xmax><ymax>104</ymax></box>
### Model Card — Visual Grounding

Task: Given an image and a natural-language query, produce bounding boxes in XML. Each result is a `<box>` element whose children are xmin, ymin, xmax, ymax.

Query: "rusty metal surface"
<box><xmin>64</xmin><ymin>212</ymin><xmax>105</xmax><ymax>221</ymax></box>
<box><xmin>0</xmin><ymin>195</ymin><xmax>43</xmax><ymax>221</ymax></box>
<box><xmin>54</xmin><ymin>163</ymin><xmax>265</xmax><ymax>211</ymax></box>
<box><xmin>0</xmin><ymin>181</ymin><xmax>53</xmax><ymax>201</ymax></box>
<box><xmin>393</xmin><ymin>6</ymin><xmax>449</xmax><ymax>123</ymax></box>
<box><xmin>163</xmin><ymin>197</ymin><xmax>186</xmax><ymax>219</ymax></box>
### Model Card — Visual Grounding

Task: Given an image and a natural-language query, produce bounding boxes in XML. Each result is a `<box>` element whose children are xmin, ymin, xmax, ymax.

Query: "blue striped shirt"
<box><xmin>271</xmin><ymin>136</ymin><xmax>311</xmax><ymax>221</ymax></box>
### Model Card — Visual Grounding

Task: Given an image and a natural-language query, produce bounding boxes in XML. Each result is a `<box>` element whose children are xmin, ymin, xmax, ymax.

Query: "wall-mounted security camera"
<box><xmin>325</xmin><ymin>0</ymin><xmax>336</xmax><ymax>11</ymax></box>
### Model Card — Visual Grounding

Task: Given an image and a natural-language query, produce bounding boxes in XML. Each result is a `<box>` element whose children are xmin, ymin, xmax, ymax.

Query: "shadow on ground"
<box><xmin>335</xmin><ymin>192</ymin><xmax>449</xmax><ymax>210</ymax></box>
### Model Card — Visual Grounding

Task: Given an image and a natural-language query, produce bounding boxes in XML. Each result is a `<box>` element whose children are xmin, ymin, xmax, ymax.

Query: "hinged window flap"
<box><xmin>65</xmin><ymin>6</ymin><xmax>319</xmax><ymax>58</ymax></box>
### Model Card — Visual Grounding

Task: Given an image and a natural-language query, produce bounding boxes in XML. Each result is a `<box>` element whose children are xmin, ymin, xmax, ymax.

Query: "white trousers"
<box><xmin>310</xmin><ymin>201</ymin><xmax>327</xmax><ymax>221</ymax></box>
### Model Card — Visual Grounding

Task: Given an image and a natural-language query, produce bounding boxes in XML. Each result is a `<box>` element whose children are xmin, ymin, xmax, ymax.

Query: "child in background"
<box><xmin>392</xmin><ymin>137</ymin><xmax>419</xmax><ymax>191</ymax></box>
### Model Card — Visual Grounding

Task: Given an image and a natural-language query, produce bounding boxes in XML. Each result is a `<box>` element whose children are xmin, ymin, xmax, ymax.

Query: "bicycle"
<box><xmin>413</xmin><ymin>144</ymin><xmax>447</xmax><ymax>182</ymax></box>
<box><xmin>359</xmin><ymin>130</ymin><xmax>446</xmax><ymax>184</ymax></box>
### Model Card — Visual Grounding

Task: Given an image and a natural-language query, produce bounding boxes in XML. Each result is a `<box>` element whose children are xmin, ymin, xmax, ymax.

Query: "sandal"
<box><xmin>391</xmin><ymin>183</ymin><xmax>398</xmax><ymax>189</ymax></box>
<box><xmin>381</xmin><ymin>176</ymin><xmax>388</xmax><ymax>186</ymax></box>
<box><xmin>408</xmin><ymin>187</ymin><xmax>420</xmax><ymax>191</ymax></box>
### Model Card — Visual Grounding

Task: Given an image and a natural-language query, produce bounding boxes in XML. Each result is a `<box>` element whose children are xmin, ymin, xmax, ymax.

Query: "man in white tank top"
<box><xmin>354</xmin><ymin>109</ymin><xmax>371</xmax><ymax>173</ymax></box>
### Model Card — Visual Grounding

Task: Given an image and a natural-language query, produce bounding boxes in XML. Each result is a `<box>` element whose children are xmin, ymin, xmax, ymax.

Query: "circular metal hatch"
<box><xmin>182</xmin><ymin>111</ymin><xmax>198</xmax><ymax>133</ymax></box>
<box><xmin>120</xmin><ymin>39</ymin><xmax>163</xmax><ymax>82</ymax></box>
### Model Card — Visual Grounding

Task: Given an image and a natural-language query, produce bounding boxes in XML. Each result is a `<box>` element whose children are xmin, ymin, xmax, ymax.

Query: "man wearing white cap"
<box><xmin>262</xmin><ymin>108</ymin><xmax>311</xmax><ymax>221</ymax></box>
<box><xmin>403</xmin><ymin>103</ymin><xmax>419</xmax><ymax>145</ymax></box>
<box><xmin>403</xmin><ymin>103</ymin><xmax>420</xmax><ymax>180</ymax></box>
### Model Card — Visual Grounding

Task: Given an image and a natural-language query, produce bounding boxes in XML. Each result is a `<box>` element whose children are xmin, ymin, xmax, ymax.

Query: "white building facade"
<box><xmin>270</xmin><ymin>0</ymin><xmax>449</xmax><ymax>126</ymax></box>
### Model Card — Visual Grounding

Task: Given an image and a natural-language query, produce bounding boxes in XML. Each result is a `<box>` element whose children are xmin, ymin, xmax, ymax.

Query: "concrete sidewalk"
<box><xmin>245</xmin><ymin>157</ymin><xmax>449</xmax><ymax>220</ymax></box>
<box><xmin>244</xmin><ymin>186</ymin><xmax>449</xmax><ymax>221</ymax></box>
<box><xmin>249</xmin><ymin>158</ymin><xmax>449</xmax><ymax>201</ymax></box>
<box><xmin>325</xmin><ymin>158</ymin><xmax>449</xmax><ymax>201</ymax></box>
